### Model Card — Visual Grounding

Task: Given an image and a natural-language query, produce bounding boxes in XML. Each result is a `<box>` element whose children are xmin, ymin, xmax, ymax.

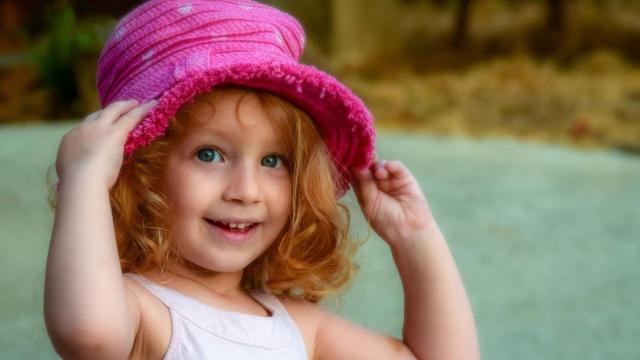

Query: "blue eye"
<box><xmin>196</xmin><ymin>147</ymin><xmax>223</xmax><ymax>163</ymax></box>
<box><xmin>262</xmin><ymin>155</ymin><xmax>285</xmax><ymax>168</ymax></box>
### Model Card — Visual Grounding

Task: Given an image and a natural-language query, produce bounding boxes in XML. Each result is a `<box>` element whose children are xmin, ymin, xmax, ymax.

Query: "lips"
<box><xmin>204</xmin><ymin>218</ymin><xmax>260</xmax><ymax>245</ymax></box>
<box><xmin>205</xmin><ymin>219</ymin><xmax>258</xmax><ymax>232</ymax></box>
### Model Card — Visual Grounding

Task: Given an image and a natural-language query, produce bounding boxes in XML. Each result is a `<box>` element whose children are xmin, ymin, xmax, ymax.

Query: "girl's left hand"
<box><xmin>352</xmin><ymin>159</ymin><xmax>438</xmax><ymax>248</ymax></box>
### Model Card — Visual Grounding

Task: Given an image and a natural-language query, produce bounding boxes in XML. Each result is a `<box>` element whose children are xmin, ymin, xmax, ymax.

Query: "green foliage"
<box><xmin>27</xmin><ymin>6</ymin><xmax>102</xmax><ymax>113</ymax></box>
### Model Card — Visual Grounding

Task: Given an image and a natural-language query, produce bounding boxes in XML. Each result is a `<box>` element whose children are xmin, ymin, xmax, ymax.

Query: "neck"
<box><xmin>172</xmin><ymin>259</ymin><xmax>245</xmax><ymax>296</ymax></box>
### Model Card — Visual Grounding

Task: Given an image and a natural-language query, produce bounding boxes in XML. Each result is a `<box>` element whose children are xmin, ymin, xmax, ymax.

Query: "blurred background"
<box><xmin>2</xmin><ymin>0</ymin><xmax>640</xmax><ymax>150</ymax></box>
<box><xmin>0</xmin><ymin>0</ymin><xmax>639</xmax><ymax>359</ymax></box>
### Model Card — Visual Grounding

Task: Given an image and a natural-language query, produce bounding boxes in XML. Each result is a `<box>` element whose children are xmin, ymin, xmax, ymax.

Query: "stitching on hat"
<box><xmin>99</xmin><ymin>3</ymin><xmax>187</xmax><ymax>80</ymax></box>
<box><xmin>114</xmin><ymin>27</ymin><xmax>127</xmax><ymax>40</ymax></box>
<box><xmin>273</xmin><ymin>31</ymin><xmax>283</xmax><ymax>45</ymax></box>
<box><xmin>142</xmin><ymin>50</ymin><xmax>155</xmax><ymax>61</ymax></box>
<box><xmin>178</xmin><ymin>4</ymin><xmax>192</xmax><ymax>14</ymax></box>
<box><xmin>100</xmin><ymin>9</ymin><xmax>225</xmax><ymax>92</ymax></box>
<box><xmin>104</xmin><ymin>23</ymin><xmax>297</xmax><ymax>101</ymax></box>
<box><xmin>273</xmin><ymin>24</ymin><xmax>299</xmax><ymax>59</ymax></box>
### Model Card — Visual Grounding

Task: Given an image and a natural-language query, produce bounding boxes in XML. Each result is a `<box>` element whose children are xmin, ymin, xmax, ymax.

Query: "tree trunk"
<box><xmin>545</xmin><ymin>0</ymin><xmax>567</xmax><ymax>51</ymax></box>
<box><xmin>452</xmin><ymin>0</ymin><xmax>472</xmax><ymax>49</ymax></box>
<box><xmin>547</xmin><ymin>0</ymin><xmax>566</xmax><ymax>33</ymax></box>
<box><xmin>331</xmin><ymin>0</ymin><xmax>400</xmax><ymax>70</ymax></box>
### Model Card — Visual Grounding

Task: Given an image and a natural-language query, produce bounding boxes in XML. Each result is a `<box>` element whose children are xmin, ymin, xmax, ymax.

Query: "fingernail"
<box><xmin>142</xmin><ymin>100</ymin><xmax>158</xmax><ymax>110</ymax></box>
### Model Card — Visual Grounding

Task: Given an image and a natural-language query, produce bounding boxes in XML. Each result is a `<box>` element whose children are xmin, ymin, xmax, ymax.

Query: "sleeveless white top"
<box><xmin>125</xmin><ymin>273</ymin><xmax>309</xmax><ymax>359</ymax></box>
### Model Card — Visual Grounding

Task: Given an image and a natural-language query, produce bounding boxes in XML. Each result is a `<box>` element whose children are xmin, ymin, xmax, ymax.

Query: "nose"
<box><xmin>221</xmin><ymin>162</ymin><xmax>261</xmax><ymax>204</ymax></box>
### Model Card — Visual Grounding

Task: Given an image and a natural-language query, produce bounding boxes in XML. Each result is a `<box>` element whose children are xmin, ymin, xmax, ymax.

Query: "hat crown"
<box><xmin>95</xmin><ymin>0</ymin><xmax>375</xmax><ymax>197</ymax></box>
<box><xmin>97</xmin><ymin>0</ymin><xmax>306</xmax><ymax>105</ymax></box>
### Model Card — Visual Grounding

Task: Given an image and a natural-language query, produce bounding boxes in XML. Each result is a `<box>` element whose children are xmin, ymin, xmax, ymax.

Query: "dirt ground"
<box><xmin>2</xmin><ymin>51</ymin><xmax>639</xmax><ymax>155</ymax></box>
<box><xmin>342</xmin><ymin>51</ymin><xmax>640</xmax><ymax>155</ymax></box>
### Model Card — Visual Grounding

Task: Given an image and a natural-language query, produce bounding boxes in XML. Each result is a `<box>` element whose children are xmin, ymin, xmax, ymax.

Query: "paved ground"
<box><xmin>1</xmin><ymin>122</ymin><xmax>638</xmax><ymax>359</ymax></box>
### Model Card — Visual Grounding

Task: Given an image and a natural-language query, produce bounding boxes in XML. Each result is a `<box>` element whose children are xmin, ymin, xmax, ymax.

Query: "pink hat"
<box><xmin>97</xmin><ymin>0</ymin><xmax>375</xmax><ymax>196</ymax></box>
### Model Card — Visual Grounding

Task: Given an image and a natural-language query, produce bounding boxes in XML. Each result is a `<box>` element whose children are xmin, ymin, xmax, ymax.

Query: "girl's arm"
<box><xmin>354</xmin><ymin>160</ymin><xmax>479</xmax><ymax>359</ymax></box>
<box><xmin>391</xmin><ymin>222</ymin><xmax>479</xmax><ymax>359</ymax></box>
<box><xmin>44</xmin><ymin>100</ymin><xmax>155</xmax><ymax>359</ymax></box>
<box><xmin>45</xmin><ymin>176</ymin><xmax>140</xmax><ymax>359</ymax></box>
<box><xmin>312</xmin><ymin>160</ymin><xmax>479</xmax><ymax>359</ymax></box>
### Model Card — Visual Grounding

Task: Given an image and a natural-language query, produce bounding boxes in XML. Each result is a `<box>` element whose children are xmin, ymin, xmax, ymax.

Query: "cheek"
<box><xmin>166</xmin><ymin>173</ymin><xmax>210</xmax><ymax>214</ymax></box>
<box><xmin>173</xmin><ymin>192</ymin><xmax>204</xmax><ymax>214</ymax></box>
<box><xmin>273</xmin><ymin>180</ymin><xmax>293</xmax><ymax>219</ymax></box>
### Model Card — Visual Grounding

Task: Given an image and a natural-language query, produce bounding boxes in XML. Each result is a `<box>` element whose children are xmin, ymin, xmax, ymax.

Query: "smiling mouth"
<box><xmin>205</xmin><ymin>219</ymin><xmax>259</xmax><ymax>233</ymax></box>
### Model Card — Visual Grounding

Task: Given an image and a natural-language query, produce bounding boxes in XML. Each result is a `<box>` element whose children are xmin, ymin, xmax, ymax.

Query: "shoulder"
<box><xmin>277</xmin><ymin>294</ymin><xmax>416</xmax><ymax>360</ymax></box>
<box><xmin>277</xmin><ymin>295</ymin><xmax>323</xmax><ymax>360</ymax></box>
<box><xmin>122</xmin><ymin>274</ymin><xmax>172</xmax><ymax>360</ymax></box>
<box><xmin>277</xmin><ymin>294</ymin><xmax>327</xmax><ymax>329</ymax></box>
<box><xmin>277</xmin><ymin>293</ymin><xmax>322</xmax><ymax>316</ymax></box>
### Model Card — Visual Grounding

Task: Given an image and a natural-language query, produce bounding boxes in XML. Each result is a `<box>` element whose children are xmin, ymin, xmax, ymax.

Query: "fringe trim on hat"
<box><xmin>123</xmin><ymin>62</ymin><xmax>375</xmax><ymax>196</ymax></box>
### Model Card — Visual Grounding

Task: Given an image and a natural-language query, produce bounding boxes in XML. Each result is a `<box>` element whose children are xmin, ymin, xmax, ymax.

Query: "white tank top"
<box><xmin>125</xmin><ymin>273</ymin><xmax>309</xmax><ymax>359</ymax></box>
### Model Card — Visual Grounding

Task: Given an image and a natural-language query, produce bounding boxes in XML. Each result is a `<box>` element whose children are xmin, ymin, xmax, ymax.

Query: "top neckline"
<box><xmin>130</xmin><ymin>273</ymin><xmax>276</xmax><ymax>318</ymax></box>
<box><xmin>125</xmin><ymin>272</ymin><xmax>296</xmax><ymax>349</ymax></box>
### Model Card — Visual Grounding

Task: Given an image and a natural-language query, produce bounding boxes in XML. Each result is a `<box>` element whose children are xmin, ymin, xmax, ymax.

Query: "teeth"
<box><xmin>222</xmin><ymin>222</ymin><xmax>252</xmax><ymax>229</ymax></box>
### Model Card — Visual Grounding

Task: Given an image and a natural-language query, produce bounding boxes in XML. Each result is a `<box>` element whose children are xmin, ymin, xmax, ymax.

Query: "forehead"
<box><xmin>179</xmin><ymin>91</ymin><xmax>285</xmax><ymax>147</ymax></box>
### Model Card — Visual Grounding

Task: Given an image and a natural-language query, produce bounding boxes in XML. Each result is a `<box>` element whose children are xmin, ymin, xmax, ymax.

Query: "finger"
<box><xmin>384</xmin><ymin>160</ymin><xmax>411</xmax><ymax>178</ymax></box>
<box><xmin>115</xmin><ymin>100</ymin><xmax>158</xmax><ymax>132</ymax></box>
<box><xmin>383</xmin><ymin>160</ymin><xmax>420</xmax><ymax>193</ymax></box>
<box><xmin>372</xmin><ymin>160</ymin><xmax>390</xmax><ymax>180</ymax></box>
<box><xmin>85</xmin><ymin>109</ymin><xmax>103</xmax><ymax>122</ymax></box>
<box><xmin>352</xmin><ymin>166</ymin><xmax>378</xmax><ymax>206</ymax></box>
<box><xmin>100</xmin><ymin>99</ymin><xmax>141</xmax><ymax>124</ymax></box>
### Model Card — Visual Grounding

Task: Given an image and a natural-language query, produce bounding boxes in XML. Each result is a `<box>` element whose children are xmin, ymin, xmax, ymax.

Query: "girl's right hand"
<box><xmin>55</xmin><ymin>99</ymin><xmax>157</xmax><ymax>189</ymax></box>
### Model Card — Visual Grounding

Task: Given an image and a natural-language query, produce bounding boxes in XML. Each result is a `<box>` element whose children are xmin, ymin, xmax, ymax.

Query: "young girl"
<box><xmin>45</xmin><ymin>1</ymin><xmax>479</xmax><ymax>359</ymax></box>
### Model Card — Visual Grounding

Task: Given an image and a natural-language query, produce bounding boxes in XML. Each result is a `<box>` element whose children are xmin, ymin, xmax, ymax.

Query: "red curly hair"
<box><xmin>47</xmin><ymin>85</ymin><xmax>365</xmax><ymax>303</ymax></box>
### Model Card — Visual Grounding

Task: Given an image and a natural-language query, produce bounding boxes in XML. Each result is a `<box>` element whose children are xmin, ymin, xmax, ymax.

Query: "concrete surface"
<box><xmin>1</xmin><ymin>122</ymin><xmax>638</xmax><ymax>359</ymax></box>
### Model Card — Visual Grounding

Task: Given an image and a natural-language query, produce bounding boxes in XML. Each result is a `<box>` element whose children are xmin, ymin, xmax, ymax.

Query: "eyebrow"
<box><xmin>182</xmin><ymin>130</ymin><xmax>286</xmax><ymax>153</ymax></box>
<box><xmin>184</xmin><ymin>130</ymin><xmax>225</xmax><ymax>143</ymax></box>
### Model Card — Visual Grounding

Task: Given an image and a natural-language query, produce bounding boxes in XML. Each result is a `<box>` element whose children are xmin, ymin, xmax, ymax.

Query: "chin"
<box><xmin>208</xmin><ymin>262</ymin><xmax>248</xmax><ymax>273</ymax></box>
<box><xmin>187</xmin><ymin>255</ymin><xmax>253</xmax><ymax>274</ymax></box>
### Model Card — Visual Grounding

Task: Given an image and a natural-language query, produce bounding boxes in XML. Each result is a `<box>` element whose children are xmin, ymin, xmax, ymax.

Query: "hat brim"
<box><xmin>124</xmin><ymin>62</ymin><xmax>375</xmax><ymax>196</ymax></box>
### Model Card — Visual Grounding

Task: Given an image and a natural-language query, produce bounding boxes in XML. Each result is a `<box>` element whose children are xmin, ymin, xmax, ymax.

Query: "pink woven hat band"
<box><xmin>97</xmin><ymin>0</ymin><xmax>375</xmax><ymax>196</ymax></box>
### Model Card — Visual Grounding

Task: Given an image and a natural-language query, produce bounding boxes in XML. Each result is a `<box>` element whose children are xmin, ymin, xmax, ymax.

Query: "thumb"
<box><xmin>117</xmin><ymin>99</ymin><xmax>158</xmax><ymax>134</ymax></box>
<box><xmin>352</xmin><ymin>166</ymin><xmax>378</xmax><ymax>209</ymax></box>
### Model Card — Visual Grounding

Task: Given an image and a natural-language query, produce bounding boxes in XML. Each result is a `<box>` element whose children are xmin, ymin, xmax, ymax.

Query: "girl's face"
<box><xmin>164</xmin><ymin>91</ymin><xmax>292</xmax><ymax>274</ymax></box>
